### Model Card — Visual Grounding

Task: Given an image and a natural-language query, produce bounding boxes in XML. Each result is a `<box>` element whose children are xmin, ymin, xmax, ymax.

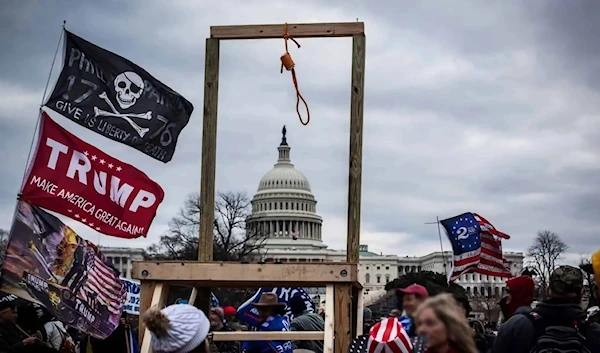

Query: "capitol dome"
<box><xmin>247</xmin><ymin>126</ymin><xmax>324</xmax><ymax>248</ymax></box>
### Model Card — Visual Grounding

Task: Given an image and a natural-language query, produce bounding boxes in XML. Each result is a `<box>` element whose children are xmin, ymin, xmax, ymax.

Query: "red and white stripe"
<box><xmin>367</xmin><ymin>318</ymin><xmax>412</xmax><ymax>353</ymax></box>
<box><xmin>79</xmin><ymin>257</ymin><xmax>125</xmax><ymax>314</ymax></box>
<box><xmin>448</xmin><ymin>219</ymin><xmax>512</xmax><ymax>282</ymax></box>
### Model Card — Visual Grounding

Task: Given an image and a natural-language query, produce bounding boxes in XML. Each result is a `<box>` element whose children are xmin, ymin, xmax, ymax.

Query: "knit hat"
<box><xmin>503</xmin><ymin>275</ymin><xmax>535</xmax><ymax>318</ymax></box>
<box><xmin>143</xmin><ymin>304</ymin><xmax>210</xmax><ymax>353</ymax></box>
<box><xmin>367</xmin><ymin>317</ymin><xmax>412</xmax><ymax>353</ymax></box>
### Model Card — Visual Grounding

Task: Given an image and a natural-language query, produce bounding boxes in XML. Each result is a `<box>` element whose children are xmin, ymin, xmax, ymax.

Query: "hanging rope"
<box><xmin>280</xmin><ymin>23</ymin><xmax>310</xmax><ymax>125</ymax></box>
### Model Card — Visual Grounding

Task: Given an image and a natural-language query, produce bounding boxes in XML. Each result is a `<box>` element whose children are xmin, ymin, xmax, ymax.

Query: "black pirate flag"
<box><xmin>45</xmin><ymin>30</ymin><xmax>193</xmax><ymax>163</ymax></box>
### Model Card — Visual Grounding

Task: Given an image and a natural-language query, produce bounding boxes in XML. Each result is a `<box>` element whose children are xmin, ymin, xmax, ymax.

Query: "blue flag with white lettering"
<box><xmin>236</xmin><ymin>287</ymin><xmax>314</xmax><ymax>327</ymax></box>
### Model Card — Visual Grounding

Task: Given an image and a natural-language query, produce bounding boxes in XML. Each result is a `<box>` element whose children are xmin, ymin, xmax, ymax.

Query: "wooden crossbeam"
<box><xmin>132</xmin><ymin>262</ymin><xmax>357</xmax><ymax>286</ymax></box>
<box><xmin>211</xmin><ymin>22</ymin><xmax>364</xmax><ymax>40</ymax></box>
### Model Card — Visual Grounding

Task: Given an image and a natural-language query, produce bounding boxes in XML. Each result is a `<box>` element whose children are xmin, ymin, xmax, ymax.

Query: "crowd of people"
<box><xmin>137</xmin><ymin>262</ymin><xmax>599</xmax><ymax>353</ymax></box>
<box><xmin>1</xmin><ymin>255</ymin><xmax>598</xmax><ymax>353</ymax></box>
<box><xmin>356</xmin><ymin>264</ymin><xmax>600</xmax><ymax>353</ymax></box>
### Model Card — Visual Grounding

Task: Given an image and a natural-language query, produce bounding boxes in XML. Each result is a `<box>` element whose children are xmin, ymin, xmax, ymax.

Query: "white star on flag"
<box><xmin>82</xmin><ymin>218</ymin><xmax>87</xmax><ymax>222</ymax></box>
<box><xmin>91</xmin><ymin>155</ymin><xmax>97</xmax><ymax>161</ymax></box>
<box><xmin>108</xmin><ymin>163</ymin><xmax>114</xmax><ymax>169</ymax></box>
<box><xmin>89</xmin><ymin>223</ymin><xmax>94</xmax><ymax>227</ymax></box>
<box><xmin>75</xmin><ymin>214</ymin><xmax>80</xmax><ymax>218</ymax></box>
<box><xmin>84</xmin><ymin>151</ymin><xmax>89</xmax><ymax>156</ymax></box>
<box><xmin>67</xmin><ymin>209</ymin><xmax>72</xmax><ymax>213</ymax></box>
<box><xmin>116</xmin><ymin>166</ymin><xmax>122</xmax><ymax>172</ymax></box>
<box><xmin>95</xmin><ymin>227</ymin><xmax>101</xmax><ymax>231</ymax></box>
<box><xmin>99</xmin><ymin>159</ymin><xmax>106</xmax><ymax>165</ymax></box>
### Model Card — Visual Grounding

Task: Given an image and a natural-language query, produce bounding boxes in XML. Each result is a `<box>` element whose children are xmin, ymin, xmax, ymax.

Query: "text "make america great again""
<box><xmin>20</xmin><ymin>112</ymin><xmax>165</xmax><ymax>239</ymax></box>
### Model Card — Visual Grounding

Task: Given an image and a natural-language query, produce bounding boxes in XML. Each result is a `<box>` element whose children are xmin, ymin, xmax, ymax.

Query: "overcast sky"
<box><xmin>1</xmin><ymin>1</ymin><xmax>599</xmax><ymax>265</ymax></box>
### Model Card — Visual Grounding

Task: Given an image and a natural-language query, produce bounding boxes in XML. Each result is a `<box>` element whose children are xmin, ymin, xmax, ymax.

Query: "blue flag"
<box><xmin>440</xmin><ymin>212</ymin><xmax>482</xmax><ymax>256</ymax></box>
<box><xmin>236</xmin><ymin>287</ymin><xmax>314</xmax><ymax>327</ymax></box>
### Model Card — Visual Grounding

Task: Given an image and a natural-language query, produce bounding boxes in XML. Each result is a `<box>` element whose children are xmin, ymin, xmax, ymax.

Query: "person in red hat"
<box><xmin>223</xmin><ymin>306</ymin><xmax>245</xmax><ymax>331</ymax></box>
<box><xmin>498</xmin><ymin>275</ymin><xmax>535</xmax><ymax>320</ymax></box>
<box><xmin>396</xmin><ymin>284</ymin><xmax>429</xmax><ymax>337</ymax></box>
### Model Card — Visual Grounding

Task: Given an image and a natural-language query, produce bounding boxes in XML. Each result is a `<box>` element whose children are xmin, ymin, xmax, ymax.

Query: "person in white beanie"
<box><xmin>143</xmin><ymin>304</ymin><xmax>218</xmax><ymax>353</ymax></box>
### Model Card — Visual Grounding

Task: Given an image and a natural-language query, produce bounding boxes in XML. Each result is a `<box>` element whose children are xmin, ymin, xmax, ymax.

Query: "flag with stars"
<box><xmin>20</xmin><ymin>112</ymin><xmax>164</xmax><ymax>238</ymax></box>
<box><xmin>440</xmin><ymin>212</ymin><xmax>512</xmax><ymax>282</ymax></box>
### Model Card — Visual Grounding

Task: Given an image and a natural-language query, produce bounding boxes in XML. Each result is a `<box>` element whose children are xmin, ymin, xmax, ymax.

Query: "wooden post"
<box><xmin>140</xmin><ymin>283</ymin><xmax>169</xmax><ymax>353</ymax></box>
<box><xmin>199</xmin><ymin>37</ymin><xmax>220</xmax><ymax>264</ymax></box>
<box><xmin>197</xmin><ymin>37</ymin><xmax>220</xmax><ymax>313</ymax></box>
<box><xmin>138</xmin><ymin>281</ymin><xmax>156</xmax><ymax>343</ymax></box>
<box><xmin>346</xmin><ymin>34</ymin><xmax>366</xmax><ymax>264</ymax></box>
<box><xmin>334</xmin><ymin>284</ymin><xmax>352</xmax><ymax>353</ymax></box>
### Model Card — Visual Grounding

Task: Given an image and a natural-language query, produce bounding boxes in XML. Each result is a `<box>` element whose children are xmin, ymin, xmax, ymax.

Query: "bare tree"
<box><xmin>472</xmin><ymin>294</ymin><xmax>500</xmax><ymax>321</ymax></box>
<box><xmin>580</xmin><ymin>257</ymin><xmax>598</xmax><ymax>309</ymax></box>
<box><xmin>147</xmin><ymin>191</ymin><xmax>268</xmax><ymax>261</ymax></box>
<box><xmin>527</xmin><ymin>230</ymin><xmax>568</xmax><ymax>300</ymax></box>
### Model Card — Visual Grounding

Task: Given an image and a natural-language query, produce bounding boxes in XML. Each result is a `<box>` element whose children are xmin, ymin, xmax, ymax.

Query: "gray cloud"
<box><xmin>1</xmin><ymin>0</ymin><xmax>599</xmax><ymax>263</ymax></box>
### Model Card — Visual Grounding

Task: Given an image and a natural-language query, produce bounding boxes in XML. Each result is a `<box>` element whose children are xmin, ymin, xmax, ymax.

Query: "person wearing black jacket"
<box><xmin>0</xmin><ymin>301</ymin><xmax>55</xmax><ymax>353</ymax></box>
<box><xmin>491</xmin><ymin>266</ymin><xmax>600</xmax><ymax>353</ymax></box>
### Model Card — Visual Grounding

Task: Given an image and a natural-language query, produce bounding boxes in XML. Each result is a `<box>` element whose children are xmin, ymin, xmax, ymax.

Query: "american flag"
<box><xmin>78</xmin><ymin>247</ymin><xmax>126</xmax><ymax>315</ymax></box>
<box><xmin>440</xmin><ymin>212</ymin><xmax>512</xmax><ymax>282</ymax></box>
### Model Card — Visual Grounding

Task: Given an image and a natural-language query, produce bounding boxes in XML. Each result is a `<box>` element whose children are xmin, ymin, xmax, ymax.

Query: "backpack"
<box><xmin>527</xmin><ymin>311</ymin><xmax>591</xmax><ymax>353</ymax></box>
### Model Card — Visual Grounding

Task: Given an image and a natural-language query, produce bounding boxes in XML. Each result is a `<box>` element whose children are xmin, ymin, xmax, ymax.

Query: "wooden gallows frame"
<box><xmin>133</xmin><ymin>22</ymin><xmax>366</xmax><ymax>353</ymax></box>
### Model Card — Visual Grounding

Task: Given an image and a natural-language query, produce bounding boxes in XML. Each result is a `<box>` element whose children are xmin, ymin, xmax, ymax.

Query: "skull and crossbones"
<box><xmin>94</xmin><ymin>71</ymin><xmax>152</xmax><ymax>138</ymax></box>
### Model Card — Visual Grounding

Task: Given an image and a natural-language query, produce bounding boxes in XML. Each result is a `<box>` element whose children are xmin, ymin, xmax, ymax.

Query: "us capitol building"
<box><xmin>245</xmin><ymin>128</ymin><xmax>524</xmax><ymax>300</ymax></box>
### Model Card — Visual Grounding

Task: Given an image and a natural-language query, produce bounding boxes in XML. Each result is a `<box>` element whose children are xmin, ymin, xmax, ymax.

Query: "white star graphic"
<box><xmin>108</xmin><ymin>163</ymin><xmax>114</xmax><ymax>169</ymax></box>
<box><xmin>84</xmin><ymin>151</ymin><xmax>89</xmax><ymax>156</ymax></box>
<box><xmin>74</xmin><ymin>214</ymin><xmax>80</xmax><ymax>218</ymax></box>
<box><xmin>116</xmin><ymin>166</ymin><xmax>122</xmax><ymax>172</ymax></box>
<box><xmin>91</xmin><ymin>155</ymin><xmax>98</xmax><ymax>161</ymax></box>
<box><xmin>67</xmin><ymin>209</ymin><xmax>72</xmax><ymax>213</ymax></box>
<box><xmin>95</xmin><ymin>227</ymin><xmax>101</xmax><ymax>231</ymax></box>
<box><xmin>89</xmin><ymin>223</ymin><xmax>94</xmax><ymax>227</ymax></box>
<box><xmin>81</xmin><ymin>218</ymin><xmax>87</xmax><ymax>222</ymax></box>
<box><xmin>99</xmin><ymin>159</ymin><xmax>106</xmax><ymax>165</ymax></box>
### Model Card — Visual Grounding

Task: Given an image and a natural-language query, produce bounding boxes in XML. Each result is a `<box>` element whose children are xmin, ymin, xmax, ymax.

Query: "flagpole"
<box><xmin>425</xmin><ymin>217</ymin><xmax>449</xmax><ymax>279</ymax></box>
<box><xmin>21</xmin><ymin>21</ymin><xmax>66</xmax><ymax>185</ymax></box>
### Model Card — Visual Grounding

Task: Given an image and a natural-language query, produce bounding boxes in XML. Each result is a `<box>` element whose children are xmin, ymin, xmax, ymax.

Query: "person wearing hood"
<box><xmin>289</xmin><ymin>295</ymin><xmax>324</xmax><ymax>353</ymax></box>
<box><xmin>491</xmin><ymin>265</ymin><xmax>600</xmax><ymax>353</ymax></box>
<box><xmin>209</xmin><ymin>306</ymin><xmax>240</xmax><ymax>353</ymax></box>
<box><xmin>498</xmin><ymin>275</ymin><xmax>535</xmax><ymax>321</ymax></box>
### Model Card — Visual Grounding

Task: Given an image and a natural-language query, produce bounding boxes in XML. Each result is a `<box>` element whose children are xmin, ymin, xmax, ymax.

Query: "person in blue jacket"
<box><xmin>242</xmin><ymin>293</ymin><xmax>293</xmax><ymax>353</ymax></box>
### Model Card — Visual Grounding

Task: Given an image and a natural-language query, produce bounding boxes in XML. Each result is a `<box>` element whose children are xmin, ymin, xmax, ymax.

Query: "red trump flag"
<box><xmin>20</xmin><ymin>112</ymin><xmax>164</xmax><ymax>238</ymax></box>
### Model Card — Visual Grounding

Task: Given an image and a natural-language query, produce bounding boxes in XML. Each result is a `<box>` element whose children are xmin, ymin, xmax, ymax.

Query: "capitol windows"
<box><xmin>385</xmin><ymin>275</ymin><xmax>390</xmax><ymax>283</ymax></box>
<box><xmin>376</xmin><ymin>275</ymin><xmax>381</xmax><ymax>284</ymax></box>
<box><xmin>365</xmin><ymin>273</ymin><xmax>370</xmax><ymax>283</ymax></box>
<box><xmin>466</xmin><ymin>287</ymin><xmax>471</xmax><ymax>296</ymax></box>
